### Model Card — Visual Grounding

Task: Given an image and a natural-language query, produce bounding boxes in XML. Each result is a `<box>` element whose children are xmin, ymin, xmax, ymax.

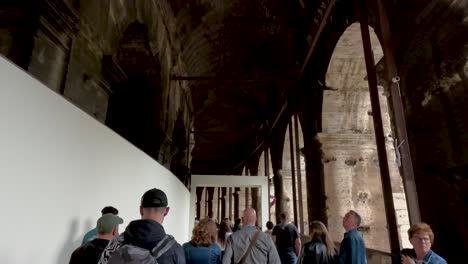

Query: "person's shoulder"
<box><xmin>69</xmin><ymin>246</ymin><xmax>86</xmax><ymax>264</ymax></box>
<box><xmin>429</xmin><ymin>251</ymin><xmax>447</xmax><ymax>264</ymax></box>
<box><xmin>257</xmin><ymin>229</ymin><xmax>270</xmax><ymax>238</ymax></box>
<box><xmin>168</xmin><ymin>240</ymin><xmax>185</xmax><ymax>258</ymax></box>
<box><xmin>209</xmin><ymin>242</ymin><xmax>222</xmax><ymax>251</ymax></box>
<box><xmin>182</xmin><ymin>241</ymin><xmax>193</xmax><ymax>249</ymax></box>
<box><xmin>287</xmin><ymin>223</ymin><xmax>299</xmax><ymax>232</ymax></box>
<box><xmin>80</xmin><ymin>241</ymin><xmax>99</xmax><ymax>251</ymax></box>
<box><xmin>155</xmin><ymin>235</ymin><xmax>182</xmax><ymax>252</ymax></box>
<box><xmin>301</xmin><ymin>241</ymin><xmax>314</xmax><ymax>253</ymax></box>
<box><xmin>71</xmin><ymin>242</ymin><xmax>95</xmax><ymax>260</ymax></box>
<box><xmin>272</xmin><ymin>224</ymin><xmax>282</xmax><ymax>234</ymax></box>
<box><xmin>71</xmin><ymin>244</ymin><xmax>86</xmax><ymax>256</ymax></box>
<box><xmin>172</xmin><ymin>238</ymin><xmax>184</xmax><ymax>249</ymax></box>
<box><xmin>348</xmin><ymin>229</ymin><xmax>363</xmax><ymax>238</ymax></box>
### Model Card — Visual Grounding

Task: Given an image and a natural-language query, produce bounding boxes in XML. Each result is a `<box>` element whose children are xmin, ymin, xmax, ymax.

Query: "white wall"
<box><xmin>0</xmin><ymin>56</ymin><xmax>190</xmax><ymax>264</ymax></box>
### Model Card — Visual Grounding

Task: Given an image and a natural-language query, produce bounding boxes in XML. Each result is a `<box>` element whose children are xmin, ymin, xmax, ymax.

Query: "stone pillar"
<box><xmin>246</xmin><ymin>155</ymin><xmax>262</xmax><ymax>223</ymax></box>
<box><xmin>270</xmin><ymin>112</ymin><xmax>290</xmax><ymax>222</ymax></box>
<box><xmin>233</xmin><ymin>187</ymin><xmax>240</xmax><ymax>219</ymax></box>
<box><xmin>319</xmin><ymin>133</ymin><xmax>390</xmax><ymax>251</ymax></box>
<box><xmin>220</xmin><ymin>187</ymin><xmax>227</xmax><ymax>220</ymax></box>
<box><xmin>303</xmin><ymin>134</ymin><xmax>327</xmax><ymax>225</ymax></box>
<box><xmin>244</xmin><ymin>187</ymin><xmax>250</xmax><ymax>209</ymax></box>
<box><xmin>207</xmin><ymin>187</ymin><xmax>215</xmax><ymax>218</ymax></box>
<box><xmin>228</xmin><ymin>187</ymin><xmax>232</xmax><ymax>220</ymax></box>
<box><xmin>196</xmin><ymin>187</ymin><xmax>204</xmax><ymax>220</ymax></box>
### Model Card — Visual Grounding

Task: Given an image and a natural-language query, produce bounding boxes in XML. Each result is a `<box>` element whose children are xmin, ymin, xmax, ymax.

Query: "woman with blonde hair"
<box><xmin>183</xmin><ymin>218</ymin><xmax>222</xmax><ymax>264</ymax></box>
<box><xmin>299</xmin><ymin>221</ymin><xmax>336</xmax><ymax>264</ymax></box>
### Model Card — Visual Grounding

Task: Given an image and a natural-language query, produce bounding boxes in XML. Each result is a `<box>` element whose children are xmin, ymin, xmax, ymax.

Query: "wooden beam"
<box><xmin>298</xmin><ymin>0</ymin><xmax>337</xmax><ymax>80</ymax></box>
<box><xmin>375</xmin><ymin>0</ymin><xmax>421</xmax><ymax>224</ymax></box>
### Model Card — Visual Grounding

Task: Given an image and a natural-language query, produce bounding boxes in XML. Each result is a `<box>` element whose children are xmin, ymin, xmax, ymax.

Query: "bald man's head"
<box><xmin>242</xmin><ymin>208</ymin><xmax>257</xmax><ymax>225</ymax></box>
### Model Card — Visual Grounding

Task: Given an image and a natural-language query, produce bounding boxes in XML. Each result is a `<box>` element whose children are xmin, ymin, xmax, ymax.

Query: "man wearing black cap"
<box><xmin>70</xmin><ymin>213</ymin><xmax>123</xmax><ymax>264</ymax></box>
<box><xmin>98</xmin><ymin>188</ymin><xmax>185</xmax><ymax>264</ymax></box>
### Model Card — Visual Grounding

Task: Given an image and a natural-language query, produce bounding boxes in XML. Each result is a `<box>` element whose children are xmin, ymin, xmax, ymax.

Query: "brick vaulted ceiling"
<box><xmin>176</xmin><ymin>0</ymin><xmax>315</xmax><ymax>175</ymax></box>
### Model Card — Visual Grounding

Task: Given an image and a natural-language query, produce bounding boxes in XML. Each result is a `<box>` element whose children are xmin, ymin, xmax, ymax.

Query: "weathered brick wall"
<box><xmin>59</xmin><ymin>0</ymin><xmax>192</xmax><ymax>169</ymax></box>
<box><xmin>0</xmin><ymin>0</ymin><xmax>192</xmax><ymax>176</ymax></box>
<box><xmin>28</xmin><ymin>29</ymin><xmax>68</xmax><ymax>92</ymax></box>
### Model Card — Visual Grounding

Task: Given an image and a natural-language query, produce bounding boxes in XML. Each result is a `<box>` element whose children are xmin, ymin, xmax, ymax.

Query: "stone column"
<box><xmin>220</xmin><ymin>187</ymin><xmax>227</xmax><ymax>220</ymax></box>
<box><xmin>207</xmin><ymin>187</ymin><xmax>215</xmax><ymax>218</ymax></box>
<box><xmin>233</xmin><ymin>187</ymin><xmax>240</xmax><ymax>219</ymax></box>
<box><xmin>196</xmin><ymin>187</ymin><xmax>204</xmax><ymax>220</ymax></box>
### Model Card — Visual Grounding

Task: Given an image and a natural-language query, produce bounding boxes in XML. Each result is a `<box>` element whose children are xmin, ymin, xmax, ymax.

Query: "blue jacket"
<box><xmin>183</xmin><ymin>241</ymin><xmax>222</xmax><ymax>264</ymax></box>
<box><xmin>400</xmin><ymin>249</ymin><xmax>447</xmax><ymax>264</ymax></box>
<box><xmin>338</xmin><ymin>229</ymin><xmax>367</xmax><ymax>264</ymax></box>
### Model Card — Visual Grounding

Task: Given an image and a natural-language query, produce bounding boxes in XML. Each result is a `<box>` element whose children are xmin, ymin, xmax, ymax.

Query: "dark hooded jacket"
<box><xmin>98</xmin><ymin>219</ymin><xmax>185</xmax><ymax>264</ymax></box>
<box><xmin>70</xmin><ymin>238</ymin><xmax>110</xmax><ymax>264</ymax></box>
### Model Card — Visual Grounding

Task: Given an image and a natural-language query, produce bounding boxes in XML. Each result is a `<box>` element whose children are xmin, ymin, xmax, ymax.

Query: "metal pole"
<box><xmin>229</xmin><ymin>187</ymin><xmax>233</xmax><ymax>221</ymax></box>
<box><xmin>294</xmin><ymin>114</ymin><xmax>305</xmax><ymax>234</ymax></box>
<box><xmin>375</xmin><ymin>0</ymin><xmax>421</xmax><ymax>225</ymax></box>
<box><xmin>265</xmin><ymin>149</ymin><xmax>271</xmax><ymax>220</ymax></box>
<box><xmin>288</xmin><ymin>118</ymin><xmax>299</xmax><ymax>227</ymax></box>
<box><xmin>356</xmin><ymin>0</ymin><xmax>400</xmax><ymax>255</ymax></box>
<box><xmin>217</xmin><ymin>187</ymin><xmax>221</xmax><ymax>221</ymax></box>
<box><xmin>299</xmin><ymin>0</ymin><xmax>337</xmax><ymax>80</ymax></box>
<box><xmin>204</xmin><ymin>187</ymin><xmax>208</xmax><ymax>217</ymax></box>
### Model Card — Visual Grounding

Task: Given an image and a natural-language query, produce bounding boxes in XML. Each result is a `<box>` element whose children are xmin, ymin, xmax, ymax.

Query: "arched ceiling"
<box><xmin>177</xmin><ymin>0</ymin><xmax>353</xmax><ymax>175</ymax></box>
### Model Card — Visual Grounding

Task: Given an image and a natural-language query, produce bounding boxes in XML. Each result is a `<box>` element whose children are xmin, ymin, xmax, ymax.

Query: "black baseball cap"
<box><xmin>141</xmin><ymin>188</ymin><xmax>168</xmax><ymax>208</ymax></box>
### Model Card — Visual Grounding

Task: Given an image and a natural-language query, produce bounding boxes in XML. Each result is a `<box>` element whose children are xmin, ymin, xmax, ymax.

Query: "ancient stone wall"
<box><xmin>65</xmin><ymin>1</ymin><xmax>190</xmax><ymax>171</ymax></box>
<box><xmin>321</xmin><ymin>23</ymin><xmax>410</xmax><ymax>250</ymax></box>
<box><xmin>0</xmin><ymin>0</ymin><xmax>193</xmax><ymax>177</ymax></box>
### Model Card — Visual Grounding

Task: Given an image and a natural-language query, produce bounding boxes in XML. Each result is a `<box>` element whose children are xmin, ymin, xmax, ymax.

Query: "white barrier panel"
<box><xmin>0</xmin><ymin>56</ymin><xmax>190</xmax><ymax>264</ymax></box>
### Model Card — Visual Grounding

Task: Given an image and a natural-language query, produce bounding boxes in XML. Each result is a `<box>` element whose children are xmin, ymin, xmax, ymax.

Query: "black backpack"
<box><xmin>107</xmin><ymin>235</ymin><xmax>176</xmax><ymax>264</ymax></box>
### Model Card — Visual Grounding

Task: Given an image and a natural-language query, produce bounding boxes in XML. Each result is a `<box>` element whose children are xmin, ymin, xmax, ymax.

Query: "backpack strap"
<box><xmin>238</xmin><ymin>230</ymin><xmax>261</xmax><ymax>264</ymax></box>
<box><xmin>151</xmin><ymin>235</ymin><xmax>176</xmax><ymax>260</ymax></box>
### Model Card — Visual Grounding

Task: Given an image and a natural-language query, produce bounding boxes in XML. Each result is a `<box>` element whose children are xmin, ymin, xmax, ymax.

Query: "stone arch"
<box><xmin>299</xmin><ymin>12</ymin><xmax>352</xmax><ymax>230</ymax></box>
<box><xmin>320</xmin><ymin>22</ymin><xmax>409</xmax><ymax>251</ymax></box>
<box><xmin>105</xmin><ymin>22</ymin><xmax>164</xmax><ymax>161</ymax></box>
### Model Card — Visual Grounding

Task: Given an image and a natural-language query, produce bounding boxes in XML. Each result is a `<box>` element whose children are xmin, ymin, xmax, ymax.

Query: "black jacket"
<box><xmin>69</xmin><ymin>238</ymin><xmax>110</xmax><ymax>264</ymax></box>
<box><xmin>299</xmin><ymin>239</ymin><xmax>336</xmax><ymax>264</ymax></box>
<box><xmin>98</xmin><ymin>219</ymin><xmax>186</xmax><ymax>264</ymax></box>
